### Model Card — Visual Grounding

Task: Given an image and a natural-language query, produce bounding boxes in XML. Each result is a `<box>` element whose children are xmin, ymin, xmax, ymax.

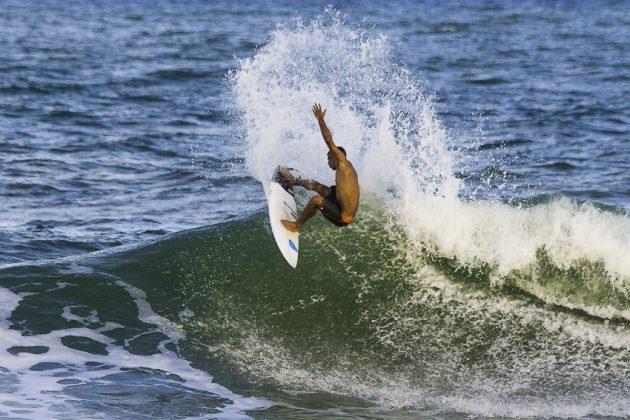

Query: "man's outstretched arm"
<box><xmin>312</xmin><ymin>103</ymin><xmax>346</xmax><ymax>163</ymax></box>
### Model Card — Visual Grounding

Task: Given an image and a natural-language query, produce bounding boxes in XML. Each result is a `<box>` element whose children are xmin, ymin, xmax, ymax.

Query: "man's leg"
<box><xmin>281</xmin><ymin>195</ymin><xmax>324</xmax><ymax>232</ymax></box>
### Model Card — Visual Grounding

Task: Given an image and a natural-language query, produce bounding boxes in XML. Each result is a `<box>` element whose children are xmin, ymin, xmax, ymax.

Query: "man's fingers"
<box><xmin>312</xmin><ymin>103</ymin><xmax>325</xmax><ymax>114</ymax></box>
<box><xmin>312</xmin><ymin>103</ymin><xmax>326</xmax><ymax>119</ymax></box>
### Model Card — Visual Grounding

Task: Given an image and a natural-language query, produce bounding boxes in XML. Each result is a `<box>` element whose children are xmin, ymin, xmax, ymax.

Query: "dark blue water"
<box><xmin>1</xmin><ymin>1</ymin><xmax>629</xmax><ymax>418</ymax></box>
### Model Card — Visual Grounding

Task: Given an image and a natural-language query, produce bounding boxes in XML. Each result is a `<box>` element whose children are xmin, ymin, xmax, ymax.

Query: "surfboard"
<box><xmin>267</xmin><ymin>168</ymin><xmax>299</xmax><ymax>268</ymax></box>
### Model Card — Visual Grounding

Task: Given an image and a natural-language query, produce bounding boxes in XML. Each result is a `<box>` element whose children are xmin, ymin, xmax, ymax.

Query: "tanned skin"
<box><xmin>280</xmin><ymin>103</ymin><xmax>360</xmax><ymax>232</ymax></box>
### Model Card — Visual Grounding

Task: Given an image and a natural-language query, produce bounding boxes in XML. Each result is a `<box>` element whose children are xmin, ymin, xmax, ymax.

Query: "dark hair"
<box><xmin>338</xmin><ymin>146</ymin><xmax>347</xmax><ymax>156</ymax></box>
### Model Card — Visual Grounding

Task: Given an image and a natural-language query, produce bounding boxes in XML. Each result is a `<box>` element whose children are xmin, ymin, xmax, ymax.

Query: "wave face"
<box><xmin>102</xmin><ymin>214</ymin><xmax>630</xmax><ymax>417</ymax></box>
<box><xmin>2</xmin><ymin>213</ymin><xmax>627</xmax><ymax>417</ymax></box>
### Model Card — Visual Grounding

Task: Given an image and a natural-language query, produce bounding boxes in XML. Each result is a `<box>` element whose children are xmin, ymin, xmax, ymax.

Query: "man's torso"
<box><xmin>334</xmin><ymin>161</ymin><xmax>360</xmax><ymax>220</ymax></box>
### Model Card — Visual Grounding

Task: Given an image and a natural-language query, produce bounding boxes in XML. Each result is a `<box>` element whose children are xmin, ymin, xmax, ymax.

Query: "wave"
<box><xmin>464</xmin><ymin>76</ymin><xmax>509</xmax><ymax>85</ymax></box>
<box><xmin>475</xmin><ymin>138</ymin><xmax>533</xmax><ymax>150</ymax></box>
<box><xmin>147</xmin><ymin>69</ymin><xmax>211</xmax><ymax>81</ymax></box>
<box><xmin>2</xmin><ymin>205</ymin><xmax>629</xmax><ymax>415</ymax></box>
<box><xmin>0</xmin><ymin>225</ymin><xmax>270</xmax><ymax>417</ymax></box>
<box><xmin>222</xmin><ymin>11</ymin><xmax>630</xmax><ymax>414</ymax></box>
<box><xmin>101</xmin><ymin>211</ymin><xmax>630</xmax><ymax>416</ymax></box>
<box><xmin>230</xmin><ymin>11</ymin><xmax>630</xmax><ymax>314</ymax></box>
<box><xmin>535</xmin><ymin>161</ymin><xmax>578</xmax><ymax>170</ymax></box>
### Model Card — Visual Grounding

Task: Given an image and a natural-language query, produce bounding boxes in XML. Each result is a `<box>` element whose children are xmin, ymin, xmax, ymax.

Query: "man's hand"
<box><xmin>312</xmin><ymin>103</ymin><xmax>326</xmax><ymax>121</ymax></box>
<box><xmin>278</xmin><ymin>166</ymin><xmax>296</xmax><ymax>183</ymax></box>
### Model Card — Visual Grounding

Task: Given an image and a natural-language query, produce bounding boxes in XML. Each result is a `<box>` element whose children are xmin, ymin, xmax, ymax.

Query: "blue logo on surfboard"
<box><xmin>288</xmin><ymin>239</ymin><xmax>298</xmax><ymax>252</ymax></box>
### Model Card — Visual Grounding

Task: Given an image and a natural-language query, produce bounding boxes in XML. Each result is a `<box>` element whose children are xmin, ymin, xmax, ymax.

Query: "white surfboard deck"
<box><xmin>267</xmin><ymin>171</ymin><xmax>299</xmax><ymax>268</ymax></box>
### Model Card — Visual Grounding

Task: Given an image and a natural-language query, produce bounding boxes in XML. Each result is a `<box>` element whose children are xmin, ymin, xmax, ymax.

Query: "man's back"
<box><xmin>335</xmin><ymin>160</ymin><xmax>360</xmax><ymax>222</ymax></box>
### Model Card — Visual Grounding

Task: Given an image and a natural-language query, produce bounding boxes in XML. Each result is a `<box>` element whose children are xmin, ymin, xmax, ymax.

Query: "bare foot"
<box><xmin>281</xmin><ymin>219</ymin><xmax>299</xmax><ymax>232</ymax></box>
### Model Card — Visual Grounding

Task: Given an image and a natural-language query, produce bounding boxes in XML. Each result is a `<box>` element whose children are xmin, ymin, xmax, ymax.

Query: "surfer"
<box><xmin>280</xmin><ymin>103</ymin><xmax>360</xmax><ymax>232</ymax></box>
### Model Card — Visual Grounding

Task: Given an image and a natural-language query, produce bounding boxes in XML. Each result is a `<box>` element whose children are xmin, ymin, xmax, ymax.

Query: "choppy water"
<box><xmin>1</xmin><ymin>1</ymin><xmax>629</xmax><ymax>418</ymax></box>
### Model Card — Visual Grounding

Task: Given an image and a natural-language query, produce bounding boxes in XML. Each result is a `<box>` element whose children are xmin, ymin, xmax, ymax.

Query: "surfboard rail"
<box><xmin>267</xmin><ymin>169</ymin><xmax>299</xmax><ymax>268</ymax></box>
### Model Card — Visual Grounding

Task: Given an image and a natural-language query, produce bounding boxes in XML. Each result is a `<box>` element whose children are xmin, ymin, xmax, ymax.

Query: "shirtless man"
<box><xmin>280</xmin><ymin>103</ymin><xmax>360</xmax><ymax>232</ymax></box>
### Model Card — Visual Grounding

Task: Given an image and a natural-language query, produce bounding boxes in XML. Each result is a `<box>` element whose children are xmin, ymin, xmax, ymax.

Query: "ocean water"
<box><xmin>1</xmin><ymin>1</ymin><xmax>629</xmax><ymax>418</ymax></box>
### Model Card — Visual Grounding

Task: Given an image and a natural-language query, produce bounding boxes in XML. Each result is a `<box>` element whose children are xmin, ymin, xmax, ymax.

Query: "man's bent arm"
<box><xmin>294</xmin><ymin>178</ymin><xmax>330</xmax><ymax>196</ymax></box>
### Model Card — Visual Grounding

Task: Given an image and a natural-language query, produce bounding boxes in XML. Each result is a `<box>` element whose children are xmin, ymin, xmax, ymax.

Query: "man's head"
<box><xmin>327</xmin><ymin>147</ymin><xmax>346</xmax><ymax>170</ymax></box>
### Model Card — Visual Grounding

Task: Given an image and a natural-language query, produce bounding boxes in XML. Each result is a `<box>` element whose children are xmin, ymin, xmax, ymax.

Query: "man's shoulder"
<box><xmin>338</xmin><ymin>159</ymin><xmax>357</xmax><ymax>173</ymax></box>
